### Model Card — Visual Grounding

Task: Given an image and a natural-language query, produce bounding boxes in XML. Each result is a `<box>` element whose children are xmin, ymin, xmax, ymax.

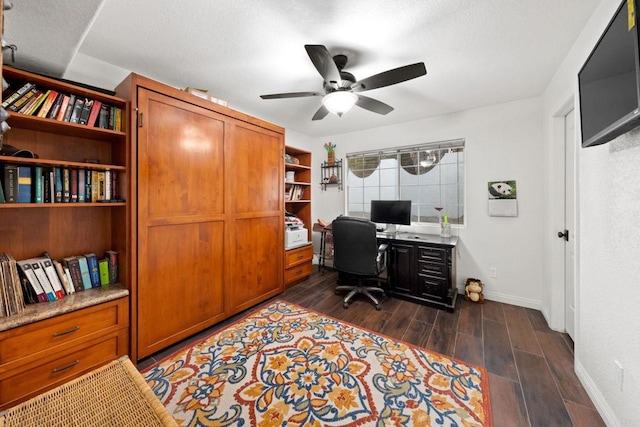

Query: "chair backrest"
<box><xmin>332</xmin><ymin>216</ymin><xmax>378</xmax><ymax>276</ymax></box>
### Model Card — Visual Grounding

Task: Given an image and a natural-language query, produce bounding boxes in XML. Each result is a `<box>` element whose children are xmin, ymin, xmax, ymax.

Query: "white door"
<box><xmin>563</xmin><ymin>109</ymin><xmax>576</xmax><ymax>339</ymax></box>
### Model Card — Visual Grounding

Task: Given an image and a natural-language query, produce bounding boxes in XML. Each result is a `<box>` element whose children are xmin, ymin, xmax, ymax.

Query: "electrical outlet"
<box><xmin>615</xmin><ymin>360</ymin><xmax>624</xmax><ymax>391</ymax></box>
<box><xmin>489</xmin><ymin>267</ymin><xmax>497</xmax><ymax>278</ymax></box>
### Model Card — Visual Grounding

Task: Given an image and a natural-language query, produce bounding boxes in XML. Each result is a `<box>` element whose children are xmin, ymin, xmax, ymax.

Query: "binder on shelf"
<box><xmin>16</xmin><ymin>260</ymin><xmax>48</xmax><ymax>303</ymax></box>
<box><xmin>38</xmin><ymin>257</ymin><xmax>66</xmax><ymax>299</ymax></box>
<box><xmin>30</xmin><ymin>260</ymin><xmax>56</xmax><ymax>301</ymax></box>
<box><xmin>2</xmin><ymin>164</ymin><xmax>18</xmax><ymax>203</ymax></box>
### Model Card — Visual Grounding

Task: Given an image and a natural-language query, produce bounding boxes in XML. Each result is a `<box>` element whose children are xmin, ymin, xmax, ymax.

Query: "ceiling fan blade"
<box><xmin>352</xmin><ymin>62</ymin><xmax>427</xmax><ymax>92</ymax></box>
<box><xmin>305</xmin><ymin>44</ymin><xmax>342</xmax><ymax>84</ymax></box>
<box><xmin>260</xmin><ymin>91</ymin><xmax>322</xmax><ymax>99</ymax></box>
<box><xmin>355</xmin><ymin>95</ymin><xmax>394</xmax><ymax>115</ymax></box>
<box><xmin>312</xmin><ymin>105</ymin><xmax>330</xmax><ymax>121</ymax></box>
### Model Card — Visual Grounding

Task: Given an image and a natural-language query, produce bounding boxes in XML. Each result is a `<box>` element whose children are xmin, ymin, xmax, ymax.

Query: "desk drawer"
<box><xmin>285</xmin><ymin>261</ymin><xmax>313</xmax><ymax>283</ymax></box>
<box><xmin>418</xmin><ymin>246</ymin><xmax>447</xmax><ymax>263</ymax></box>
<box><xmin>285</xmin><ymin>245</ymin><xmax>313</xmax><ymax>268</ymax></box>
<box><xmin>418</xmin><ymin>260</ymin><xmax>448</xmax><ymax>278</ymax></box>
<box><xmin>0</xmin><ymin>298</ymin><xmax>128</xmax><ymax>367</ymax></box>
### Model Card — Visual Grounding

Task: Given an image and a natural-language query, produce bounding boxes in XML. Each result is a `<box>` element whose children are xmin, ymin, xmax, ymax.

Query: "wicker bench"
<box><xmin>0</xmin><ymin>356</ymin><xmax>177</xmax><ymax>427</ymax></box>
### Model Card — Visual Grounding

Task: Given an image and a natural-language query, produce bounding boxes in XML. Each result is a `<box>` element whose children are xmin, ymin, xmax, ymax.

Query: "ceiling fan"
<box><xmin>260</xmin><ymin>45</ymin><xmax>427</xmax><ymax>121</ymax></box>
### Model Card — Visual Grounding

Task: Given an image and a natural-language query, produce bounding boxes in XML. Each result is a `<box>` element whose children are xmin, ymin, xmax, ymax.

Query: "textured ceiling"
<box><xmin>3</xmin><ymin>0</ymin><xmax>600</xmax><ymax>138</ymax></box>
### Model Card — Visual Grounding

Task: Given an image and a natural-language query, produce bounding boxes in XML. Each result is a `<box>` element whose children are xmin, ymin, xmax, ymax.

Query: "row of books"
<box><xmin>0</xmin><ymin>164</ymin><xmax>121</xmax><ymax>204</ymax></box>
<box><xmin>1</xmin><ymin>81</ymin><xmax>123</xmax><ymax>131</ymax></box>
<box><xmin>0</xmin><ymin>250</ymin><xmax>119</xmax><ymax>318</ymax></box>
<box><xmin>285</xmin><ymin>184</ymin><xmax>306</xmax><ymax>201</ymax></box>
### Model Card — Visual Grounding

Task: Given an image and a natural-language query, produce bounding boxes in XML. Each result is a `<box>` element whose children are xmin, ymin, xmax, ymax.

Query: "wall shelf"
<box><xmin>320</xmin><ymin>159</ymin><xmax>343</xmax><ymax>191</ymax></box>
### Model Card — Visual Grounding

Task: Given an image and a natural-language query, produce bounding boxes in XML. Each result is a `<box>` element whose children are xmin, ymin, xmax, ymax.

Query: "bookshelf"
<box><xmin>284</xmin><ymin>145</ymin><xmax>313</xmax><ymax>287</ymax></box>
<box><xmin>0</xmin><ymin>66</ymin><xmax>129</xmax><ymax>408</ymax></box>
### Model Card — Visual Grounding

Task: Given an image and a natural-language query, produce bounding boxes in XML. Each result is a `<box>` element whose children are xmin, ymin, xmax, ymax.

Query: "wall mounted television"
<box><xmin>370</xmin><ymin>200</ymin><xmax>412</xmax><ymax>233</ymax></box>
<box><xmin>579</xmin><ymin>0</ymin><xmax>640</xmax><ymax>148</ymax></box>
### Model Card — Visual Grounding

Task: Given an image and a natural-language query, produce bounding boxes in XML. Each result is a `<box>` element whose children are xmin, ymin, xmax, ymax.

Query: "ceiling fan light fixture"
<box><xmin>322</xmin><ymin>91</ymin><xmax>358</xmax><ymax>116</ymax></box>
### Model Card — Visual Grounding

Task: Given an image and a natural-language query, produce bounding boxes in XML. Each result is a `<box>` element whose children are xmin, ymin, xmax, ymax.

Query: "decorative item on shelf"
<box><xmin>285</xmin><ymin>171</ymin><xmax>295</xmax><ymax>182</ymax></box>
<box><xmin>441</xmin><ymin>212</ymin><xmax>451</xmax><ymax>238</ymax></box>
<box><xmin>324</xmin><ymin>142</ymin><xmax>336</xmax><ymax>166</ymax></box>
<box><xmin>328</xmin><ymin>174</ymin><xmax>338</xmax><ymax>184</ymax></box>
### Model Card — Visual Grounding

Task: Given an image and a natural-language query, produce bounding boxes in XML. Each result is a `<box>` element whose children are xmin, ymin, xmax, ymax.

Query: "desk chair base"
<box><xmin>336</xmin><ymin>278</ymin><xmax>385</xmax><ymax>310</ymax></box>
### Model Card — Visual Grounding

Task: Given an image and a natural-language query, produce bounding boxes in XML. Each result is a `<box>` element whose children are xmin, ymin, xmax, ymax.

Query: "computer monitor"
<box><xmin>370</xmin><ymin>200</ymin><xmax>411</xmax><ymax>233</ymax></box>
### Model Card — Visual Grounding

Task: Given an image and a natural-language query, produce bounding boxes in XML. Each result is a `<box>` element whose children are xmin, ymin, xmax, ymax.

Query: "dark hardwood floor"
<box><xmin>138</xmin><ymin>270</ymin><xmax>605</xmax><ymax>427</ymax></box>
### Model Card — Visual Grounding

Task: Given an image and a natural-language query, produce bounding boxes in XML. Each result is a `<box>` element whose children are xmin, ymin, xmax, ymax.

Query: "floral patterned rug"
<box><xmin>142</xmin><ymin>300</ymin><xmax>492</xmax><ymax>426</ymax></box>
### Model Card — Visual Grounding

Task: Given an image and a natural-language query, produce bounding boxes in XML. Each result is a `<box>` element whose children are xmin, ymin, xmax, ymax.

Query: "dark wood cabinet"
<box><xmin>382</xmin><ymin>234</ymin><xmax>457</xmax><ymax>312</ymax></box>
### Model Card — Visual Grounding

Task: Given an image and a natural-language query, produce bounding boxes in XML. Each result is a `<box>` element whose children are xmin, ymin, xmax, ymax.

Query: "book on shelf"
<box><xmin>29</xmin><ymin>259</ymin><xmax>56</xmax><ymax>301</ymax></box>
<box><xmin>85</xmin><ymin>169</ymin><xmax>92</xmax><ymax>202</ymax></box>
<box><xmin>24</xmin><ymin>90</ymin><xmax>48</xmax><ymax>116</ymax></box>
<box><xmin>62</xmin><ymin>94</ymin><xmax>76</xmax><ymax>122</ymax></box>
<box><xmin>76</xmin><ymin>255</ymin><xmax>93</xmax><ymax>290</ymax></box>
<box><xmin>97</xmin><ymin>103</ymin><xmax>110</xmax><ymax>128</ymax></box>
<box><xmin>84</xmin><ymin>253</ymin><xmax>101</xmax><ymax>288</ymax></box>
<box><xmin>70</xmin><ymin>168</ymin><xmax>78</xmax><ymax>202</ymax></box>
<box><xmin>18</xmin><ymin>90</ymin><xmax>43</xmax><ymax>114</ymax></box>
<box><xmin>105</xmin><ymin>250</ymin><xmax>118</xmax><ymax>284</ymax></box>
<box><xmin>62</xmin><ymin>168</ymin><xmax>70</xmax><ymax>202</ymax></box>
<box><xmin>104</xmin><ymin>169</ymin><xmax>112</xmax><ymax>200</ymax></box>
<box><xmin>55</xmin><ymin>94</ymin><xmax>71</xmax><ymax>121</ymax></box>
<box><xmin>46</xmin><ymin>93</ymin><xmax>65</xmax><ymax>119</ymax></box>
<box><xmin>52</xmin><ymin>259</ymin><xmax>74</xmax><ymax>295</ymax></box>
<box><xmin>17</xmin><ymin>166</ymin><xmax>31</xmax><ymax>203</ymax></box>
<box><xmin>62</xmin><ymin>256</ymin><xmax>84</xmax><ymax>293</ymax></box>
<box><xmin>35</xmin><ymin>90</ymin><xmax>57</xmax><ymax>118</ymax></box>
<box><xmin>78</xmin><ymin>99</ymin><xmax>93</xmax><ymax>125</ymax></box>
<box><xmin>8</xmin><ymin>86</ymin><xmax>37</xmax><ymax>112</ymax></box>
<box><xmin>91</xmin><ymin>170</ymin><xmax>99</xmax><ymax>202</ymax></box>
<box><xmin>1</xmin><ymin>82</ymin><xmax>35</xmax><ymax>109</ymax></box>
<box><xmin>54</xmin><ymin>167</ymin><xmax>63</xmax><ymax>203</ymax></box>
<box><xmin>78</xmin><ymin>168</ymin><xmax>86</xmax><ymax>202</ymax></box>
<box><xmin>33</xmin><ymin>166</ymin><xmax>43</xmax><ymax>203</ymax></box>
<box><xmin>97</xmin><ymin>171</ymin><xmax>106</xmax><ymax>201</ymax></box>
<box><xmin>0</xmin><ymin>253</ymin><xmax>26</xmax><ymax>316</ymax></box>
<box><xmin>2</xmin><ymin>164</ymin><xmax>18</xmax><ymax>203</ymax></box>
<box><xmin>69</xmin><ymin>97</ymin><xmax>85</xmax><ymax>123</ymax></box>
<box><xmin>87</xmin><ymin>100</ymin><xmax>102</xmax><ymax>127</ymax></box>
<box><xmin>98</xmin><ymin>258</ymin><xmax>109</xmax><ymax>286</ymax></box>
<box><xmin>0</xmin><ymin>182</ymin><xmax>5</xmax><ymax>203</ymax></box>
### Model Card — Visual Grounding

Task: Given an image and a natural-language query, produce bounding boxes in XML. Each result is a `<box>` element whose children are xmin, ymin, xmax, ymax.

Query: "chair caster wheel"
<box><xmin>375</xmin><ymin>304</ymin><xmax>381</xmax><ymax>311</ymax></box>
<box><xmin>335</xmin><ymin>290</ymin><xmax>340</xmax><ymax>295</ymax></box>
<box><xmin>343</xmin><ymin>302</ymin><xmax>349</xmax><ymax>309</ymax></box>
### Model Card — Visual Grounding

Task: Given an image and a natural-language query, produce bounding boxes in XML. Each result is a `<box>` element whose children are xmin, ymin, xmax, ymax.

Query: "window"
<box><xmin>346</xmin><ymin>139</ymin><xmax>465</xmax><ymax>225</ymax></box>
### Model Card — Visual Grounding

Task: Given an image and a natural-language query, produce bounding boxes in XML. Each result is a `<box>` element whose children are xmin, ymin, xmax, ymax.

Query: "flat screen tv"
<box><xmin>579</xmin><ymin>0</ymin><xmax>640</xmax><ymax>148</ymax></box>
<box><xmin>370</xmin><ymin>200</ymin><xmax>411</xmax><ymax>232</ymax></box>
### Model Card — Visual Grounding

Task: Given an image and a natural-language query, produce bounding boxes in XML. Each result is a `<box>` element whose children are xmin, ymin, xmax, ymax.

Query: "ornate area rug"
<box><xmin>142</xmin><ymin>301</ymin><xmax>492</xmax><ymax>426</ymax></box>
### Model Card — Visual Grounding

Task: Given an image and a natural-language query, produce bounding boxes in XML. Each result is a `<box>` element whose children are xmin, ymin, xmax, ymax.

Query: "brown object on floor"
<box><xmin>0</xmin><ymin>356</ymin><xmax>177</xmax><ymax>427</ymax></box>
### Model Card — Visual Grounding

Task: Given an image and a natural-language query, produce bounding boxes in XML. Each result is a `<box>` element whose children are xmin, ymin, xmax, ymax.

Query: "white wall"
<box><xmin>306</xmin><ymin>98</ymin><xmax>545</xmax><ymax>308</ymax></box>
<box><xmin>542</xmin><ymin>0</ymin><xmax>640</xmax><ymax>425</ymax></box>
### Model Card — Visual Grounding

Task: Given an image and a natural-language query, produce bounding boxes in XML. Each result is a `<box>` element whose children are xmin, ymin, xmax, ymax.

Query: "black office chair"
<box><xmin>331</xmin><ymin>216</ymin><xmax>388</xmax><ymax>310</ymax></box>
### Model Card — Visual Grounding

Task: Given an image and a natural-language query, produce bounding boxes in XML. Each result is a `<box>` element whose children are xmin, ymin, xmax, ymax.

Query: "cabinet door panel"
<box><xmin>389</xmin><ymin>243</ymin><xmax>414</xmax><ymax>294</ymax></box>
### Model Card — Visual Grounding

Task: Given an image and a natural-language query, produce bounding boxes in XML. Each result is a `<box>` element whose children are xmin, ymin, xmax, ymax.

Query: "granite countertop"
<box><xmin>0</xmin><ymin>284</ymin><xmax>129</xmax><ymax>332</ymax></box>
<box><xmin>377</xmin><ymin>232</ymin><xmax>459</xmax><ymax>246</ymax></box>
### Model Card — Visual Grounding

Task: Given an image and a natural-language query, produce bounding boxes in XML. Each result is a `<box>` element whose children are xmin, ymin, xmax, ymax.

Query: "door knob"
<box><xmin>557</xmin><ymin>230</ymin><xmax>569</xmax><ymax>241</ymax></box>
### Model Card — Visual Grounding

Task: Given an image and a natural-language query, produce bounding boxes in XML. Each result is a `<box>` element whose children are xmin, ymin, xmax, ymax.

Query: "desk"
<box><xmin>378</xmin><ymin>232</ymin><xmax>458</xmax><ymax>312</ymax></box>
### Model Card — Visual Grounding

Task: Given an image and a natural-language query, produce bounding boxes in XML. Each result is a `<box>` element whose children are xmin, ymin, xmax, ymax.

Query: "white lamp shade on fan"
<box><xmin>322</xmin><ymin>91</ymin><xmax>358</xmax><ymax>116</ymax></box>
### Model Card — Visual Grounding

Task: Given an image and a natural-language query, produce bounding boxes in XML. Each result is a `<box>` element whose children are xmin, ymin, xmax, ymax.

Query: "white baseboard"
<box><xmin>575</xmin><ymin>360</ymin><xmax>618</xmax><ymax>427</ymax></box>
<box><xmin>456</xmin><ymin>286</ymin><xmax>541</xmax><ymax>310</ymax></box>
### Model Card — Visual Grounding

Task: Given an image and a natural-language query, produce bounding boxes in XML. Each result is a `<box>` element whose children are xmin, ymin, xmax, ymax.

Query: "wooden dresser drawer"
<box><xmin>0</xmin><ymin>330</ymin><xmax>128</xmax><ymax>409</ymax></box>
<box><xmin>418</xmin><ymin>246</ymin><xmax>447</xmax><ymax>263</ymax></box>
<box><xmin>0</xmin><ymin>298</ymin><xmax>128</xmax><ymax>368</ymax></box>
<box><xmin>285</xmin><ymin>261</ymin><xmax>313</xmax><ymax>284</ymax></box>
<box><xmin>285</xmin><ymin>244</ymin><xmax>313</xmax><ymax>268</ymax></box>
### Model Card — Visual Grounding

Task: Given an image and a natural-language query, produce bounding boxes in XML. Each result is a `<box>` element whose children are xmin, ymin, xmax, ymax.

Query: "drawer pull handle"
<box><xmin>52</xmin><ymin>359</ymin><xmax>80</xmax><ymax>373</ymax></box>
<box><xmin>53</xmin><ymin>326</ymin><xmax>80</xmax><ymax>337</ymax></box>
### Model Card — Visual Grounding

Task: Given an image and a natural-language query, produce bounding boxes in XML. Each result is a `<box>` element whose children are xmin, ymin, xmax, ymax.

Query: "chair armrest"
<box><xmin>377</xmin><ymin>243</ymin><xmax>388</xmax><ymax>253</ymax></box>
<box><xmin>376</xmin><ymin>243</ymin><xmax>388</xmax><ymax>267</ymax></box>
